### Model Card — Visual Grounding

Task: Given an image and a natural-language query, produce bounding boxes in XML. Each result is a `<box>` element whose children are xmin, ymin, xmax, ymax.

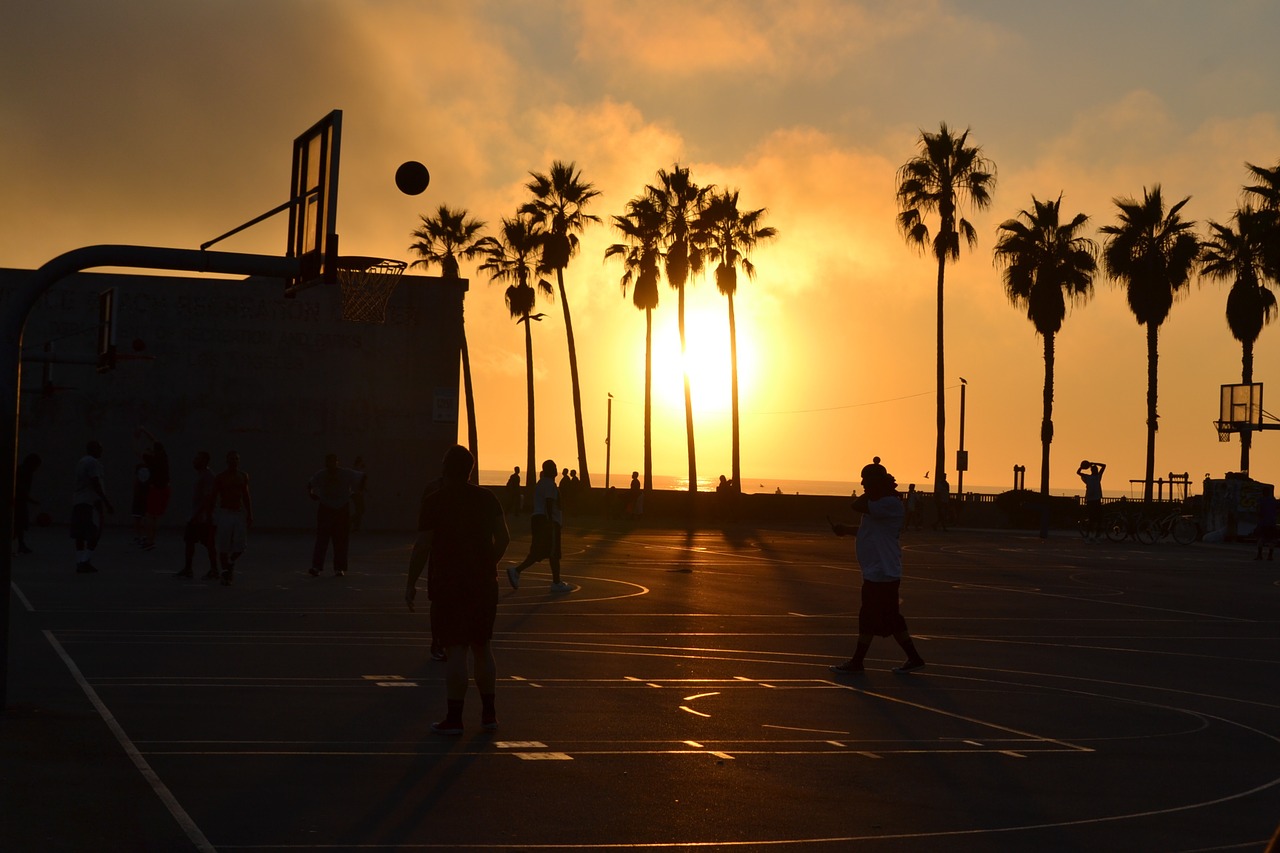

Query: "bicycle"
<box><xmin>1104</xmin><ymin>505</ymin><xmax>1143</xmax><ymax>542</ymax></box>
<box><xmin>1135</xmin><ymin>510</ymin><xmax>1198</xmax><ymax>545</ymax></box>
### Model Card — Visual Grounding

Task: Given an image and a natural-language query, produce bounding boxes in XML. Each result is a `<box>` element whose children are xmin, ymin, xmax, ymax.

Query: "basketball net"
<box><xmin>1214</xmin><ymin>420</ymin><xmax>1234</xmax><ymax>443</ymax></box>
<box><xmin>337</xmin><ymin>257</ymin><xmax>406</xmax><ymax>324</ymax></box>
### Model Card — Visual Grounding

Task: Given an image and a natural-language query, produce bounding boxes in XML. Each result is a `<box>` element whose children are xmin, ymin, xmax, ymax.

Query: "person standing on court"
<box><xmin>307</xmin><ymin>453</ymin><xmax>362</xmax><ymax>577</ymax></box>
<box><xmin>505</xmin><ymin>466</ymin><xmax>522</xmax><ymax>516</ymax></box>
<box><xmin>506</xmin><ymin>459</ymin><xmax>570</xmax><ymax>593</ymax></box>
<box><xmin>212</xmin><ymin>451</ymin><xmax>252</xmax><ymax>585</ymax></box>
<box><xmin>829</xmin><ymin>464</ymin><xmax>926</xmax><ymax>674</ymax></box>
<box><xmin>175</xmin><ymin>451</ymin><xmax>218</xmax><ymax>579</ymax></box>
<box><xmin>405</xmin><ymin>444</ymin><xmax>510</xmax><ymax>735</ymax></box>
<box><xmin>1077</xmin><ymin>460</ymin><xmax>1107</xmax><ymax>541</ymax></box>
<box><xmin>349</xmin><ymin>456</ymin><xmax>368</xmax><ymax>532</ymax></box>
<box><xmin>72</xmin><ymin>440</ymin><xmax>113</xmax><ymax>573</ymax></box>
<box><xmin>137</xmin><ymin>428</ymin><xmax>171</xmax><ymax>552</ymax></box>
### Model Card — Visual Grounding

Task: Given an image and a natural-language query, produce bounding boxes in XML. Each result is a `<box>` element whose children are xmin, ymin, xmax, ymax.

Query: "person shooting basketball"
<box><xmin>1078</xmin><ymin>460</ymin><xmax>1107</xmax><ymax>541</ymax></box>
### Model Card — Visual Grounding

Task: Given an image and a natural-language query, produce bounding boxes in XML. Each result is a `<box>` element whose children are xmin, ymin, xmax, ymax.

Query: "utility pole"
<box><xmin>605</xmin><ymin>393</ymin><xmax>613</xmax><ymax>491</ymax></box>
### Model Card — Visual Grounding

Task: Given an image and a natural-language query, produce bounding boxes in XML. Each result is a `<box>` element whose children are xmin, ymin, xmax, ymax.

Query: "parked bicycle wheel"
<box><xmin>1172</xmin><ymin>516</ymin><xmax>1197</xmax><ymax>545</ymax></box>
<box><xmin>1105</xmin><ymin>516</ymin><xmax>1128</xmax><ymax>542</ymax></box>
<box><xmin>1135</xmin><ymin>518</ymin><xmax>1159</xmax><ymax>545</ymax></box>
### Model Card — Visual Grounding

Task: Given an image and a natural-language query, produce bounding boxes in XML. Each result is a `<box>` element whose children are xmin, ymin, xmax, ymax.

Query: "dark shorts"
<box><xmin>858</xmin><ymin>579</ymin><xmax>908</xmax><ymax>638</ymax></box>
<box><xmin>526</xmin><ymin>515</ymin><xmax>562</xmax><ymax>561</ymax></box>
<box><xmin>146</xmin><ymin>485</ymin><xmax>171</xmax><ymax>518</ymax></box>
<box><xmin>430</xmin><ymin>588</ymin><xmax>499</xmax><ymax>647</ymax></box>
<box><xmin>184</xmin><ymin>518</ymin><xmax>215</xmax><ymax>548</ymax></box>
<box><xmin>70</xmin><ymin>503</ymin><xmax>100</xmax><ymax>543</ymax></box>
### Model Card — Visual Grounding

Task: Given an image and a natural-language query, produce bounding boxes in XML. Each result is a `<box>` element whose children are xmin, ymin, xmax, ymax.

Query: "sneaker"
<box><xmin>308</xmin><ymin>567</ymin><xmax>321</xmax><ymax>577</ymax></box>
<box><xmin>221</xmin><ymin>572</ymin><xmax>233</xmax><ymax>586</ymax></box>
<box><xmin>174</xmin><ymin>569</ymin><xmax>193</xmax><ymax>578</ymax></box>
<box><xmin>506</xmin><ymin>566</ymin><xmax>520</xmax><ymax>589</ymax></box>
<box><xmin>203</xmin><ymin>569</ymin><xmax>220</xmax><ymax>580</ymax></box>
<box><xmin>141</xmin><ymin>541</ymin><xmax>156</xmax><ymax>551</ymax></box>
<box><xmin>430</xmin><ymin>644</ymin><xmax>447</xmax><ymax>662</ymax></box>
<box><xmin>481</xmin><ymin>714</ymin><xmax>499</xmax><ymax>731</ymax></box>
<box><xmin>75</xmin><ymin>562</ymin><xmax>97</xmax><ymax>574</ymax></box>
<box><xmin>829</xmin><ymin>659</ymin><xmax>864</xmax><ymax>674</ymax></box>
<box><xmin>334</xmin><ymin>570</ymin><xmax>345</xmax><ymax>577</ymax></box>
<box><xmin>431</xmin><ymin>719</ymin><xmax>463</xmax><ymax>736</ymax></box>
<box><xmin>893</xmin><ymin>658</ymin><xmax>926</xmax><ymax>673</ymax></box>
<box><xmin>550</xmin><ymin>581</ymin><xmax>572</xmax><ymax>593</ymax></box>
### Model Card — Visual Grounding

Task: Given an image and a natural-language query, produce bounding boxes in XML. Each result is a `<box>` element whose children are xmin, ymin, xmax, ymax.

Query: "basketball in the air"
<box><xmin>395</xmin><ymin>161</ymin><xmax>430</xmax><ymax>195</ymax></box>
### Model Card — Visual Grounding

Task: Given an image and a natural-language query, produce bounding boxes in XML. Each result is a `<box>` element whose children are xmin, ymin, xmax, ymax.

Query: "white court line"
<box><xmin>11</xmin><ymin>581</ymin><xmax>34</xmax><ymax>612</ymax></box>
<box><xmin>43</xmin><ymin>630</ymin><xmax>216</xmax><ymax>853</ymax></box>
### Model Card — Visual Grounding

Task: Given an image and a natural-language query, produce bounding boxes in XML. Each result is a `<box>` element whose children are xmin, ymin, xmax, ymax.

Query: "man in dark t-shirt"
<box><xmin>406</xmin><ymin>445</ymin><xmax>510</xmax><ymax>736</ymax></box>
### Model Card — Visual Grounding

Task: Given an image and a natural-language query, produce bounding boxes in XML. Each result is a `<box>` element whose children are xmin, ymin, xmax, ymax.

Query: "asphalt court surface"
<box><xmin>4</xmin><ymin>520</ymin><xmax>1279</xmax><ymax>851</ymax></box>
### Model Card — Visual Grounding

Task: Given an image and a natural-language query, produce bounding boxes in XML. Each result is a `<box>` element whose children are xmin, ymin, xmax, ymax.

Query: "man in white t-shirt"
<box><xmin>307</xmin><ymin>453</ymin><xmax>363</xmax><ymax>577</ymax></box>
<box><xmin>506</xmin><ymin>459</ymin><xmax>570</xmax><ymax>592</ymax></box>
<box><xmin>71</xmin><ymin>440</ymin><xmax>114</xmax><ymax>573</ymax></box>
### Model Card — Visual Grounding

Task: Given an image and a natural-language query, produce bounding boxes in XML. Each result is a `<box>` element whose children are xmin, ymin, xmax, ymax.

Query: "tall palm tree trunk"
<box><xmin>679</xmin><ymin>287</ymin><xmax>696</xmax><ymax>491</ymax></box>
<box><xmin>934</xmin><ymin>256</ymin><xmax>947</xmax><ymax>498</ymax></box>
<box><xmin>644</xmin><ymin>308</ymin><xmax>653</xmax><ymax>491</ymax></box>
<box><xmin>1039</xmin><ymin>332</ymin><xmax>1055</xmax><ymax>539</ymax></box>
<box><xmin>555</xmin><ymin>269</ymin><xmax>591</xmax><ymax>488</ymax></box>
<box><xmin>524</xmin><ymin>320</ymin><xmax>536</xmax><ymax>495</ymax></box>
<box><xmin>728</xmin><ymin>291</ymin><xmax>741</xmax><ymax>493</ymax></box>
<box><xmin>1241</xmin><ymin>341</ymin><xmax>1254</xmax><ymax>474</ymax></box>
<box><xmin>461</xmin><ymin>331</ymin><xmax>479</xmax><ymax>484</ymax></box>
<box><xmin>1144</xmin><ymin>324</ymin><xmax>1159</xmax><ymax>503</ymax></box>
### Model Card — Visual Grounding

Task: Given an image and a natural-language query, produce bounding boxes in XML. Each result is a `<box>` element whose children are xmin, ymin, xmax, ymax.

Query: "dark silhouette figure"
<box><xmin>829</xmin><ymin>465</ymin><xmax>926</xmax><ymax>674</ymax></box>
<box><xmin>72</xmin><ymin>440</ymin><xmax>113</xmax><ymax>573</ymax></box>
<box><xmin>626</xmin><ymin>471</ymin><xmax>642</xmax><ymax>517</ymax></box>
<box><xmin>505</xmin><ymin>466</ymin><xmax>522</xmax><ymax>515</ymax></box>
<box><xmin>1077</xmin><ymin>460</ymin><xmax>1107</xmax><ymax>541</ymax></box>
<box><xmin>406</xmin><ymin>445</ymin><xmax>510</xmax><ymax>735</ymax></box>
<box><xmin>905</xmin><ymin>483</ymin><xmax>922</xmax><ymax>530</ymax></box>
<box><xmin>15</xmin><ymin>453</ymin><xmax>41</xmax><ymax>554</ymax></box>
<box><xmin>933</xmin><ymin>472</ymin><xmax>951</xmax><ymax>531</ymax></box>
<box><xmin>137</xmin><ymin>427</ymin><xmax>171</xmax><ymax>551</ymax></box>
<box><xmin>175</xmin><ymin>451</ymin><xmax>218</xmax><ymax>579</ymax></box>
<box><xmin>307</xmin><ymin>453</ymin><xmax>362</xmax><ymax>577</ymax></box>
<box><xmin>212</xmin><ymin>451</ymin><xmax>252</xmax><ymax>585</ymax></box>
<box><xmin>350</xmin><ymin>456</ymin><xmax>368</xmax><ymax>531</ymax></box>
<box><xmin>506</xmin><ymin>459</ymin><xmax>569</xmax><ymax>592</ymax></box>
<box><xmin>1255</xmin><ymin>486</ymin><xmax>1278</xmax><ymax>561</ymax></box>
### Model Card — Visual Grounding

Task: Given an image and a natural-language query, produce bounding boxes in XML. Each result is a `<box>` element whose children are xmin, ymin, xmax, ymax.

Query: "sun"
<box><xmin>650</xmin><ymin>300</ymin><xmax>755</xmax><ymax>420</ymax></box>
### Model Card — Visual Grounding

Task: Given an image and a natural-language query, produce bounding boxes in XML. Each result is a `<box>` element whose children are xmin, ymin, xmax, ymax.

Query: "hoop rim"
<box><xmin>335</xmin><ymin>256</ymin><xmax>408</xmax><ymax>274</ymax></box>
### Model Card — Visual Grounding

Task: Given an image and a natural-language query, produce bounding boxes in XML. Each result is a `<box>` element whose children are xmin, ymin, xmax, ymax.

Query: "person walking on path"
<box><xmin>905</xmin><ymin>483</ymin><xmax>922</xmax><ymax>531</ymax></box>
<box><xmin>175</xmin><ymin>451</ymin><xmax>218</xmax><ymax>579</ymax></box>
<box><xmin>506</xmin><ymin>459</ymin><xmax>570</xmax><ymax>592</ymax></box>
<box><xmin>828</xmin><ymin>465</ymin><xmax>926</xmax><ymax>674</ymax></box>
<box><xmin>212</xmin><ymin>451</ymin><xmax>252</xmax><ymax>586</ymax></box>
<box><xmin>933</xmin><ymin>472</ymin><xmax>951</xmax><ymax>531</ymax></box>
<box><xmin>72</xmin><ymin>440</ymin><xmax>114</xmax><ymax>573</ymax></box>
<box><xmin>1255</xmin><ymin>485</ymin><xmax>1278</xmax><ymax>561</ymax></box>
<box><xmin>15</xmin><ymin>453</ymin><xmax>40</xmax><ymax>554</ymax></box>
<box><xmin>307</xmin><ymin>453</ymin><xmax>362</xmax><ymax>577</ymax></box>
<box><xmin>405</xmin><ymin>444</ymin><xmax>510</xmax><ymax>735</ymax></box>
<box><xmin>1077</xmin><ymin>460</ymin><xmax>1107</xmax><ymax>542</ymax></box>
<box><xmin>626</xmin><ymin>471</ymin><xmax>643</xmax><ymax>518</ymax></box>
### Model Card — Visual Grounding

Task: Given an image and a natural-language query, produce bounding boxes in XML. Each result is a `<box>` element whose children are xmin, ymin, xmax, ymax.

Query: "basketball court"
<box><xmin>4</xmin><ymin>523</ymin><xmax>1278</xmax><ymax>851</ymax></box>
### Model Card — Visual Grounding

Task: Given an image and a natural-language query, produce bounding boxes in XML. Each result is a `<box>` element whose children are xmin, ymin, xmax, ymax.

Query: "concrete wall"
<box><xmin>5</xmin><ymin>268</ymin><xmax>464</xmax><ymax>531</ymax></box>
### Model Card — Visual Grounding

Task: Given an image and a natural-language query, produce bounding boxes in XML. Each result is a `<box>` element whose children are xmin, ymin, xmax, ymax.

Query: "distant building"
<box><xmin>4</xmin><ymin>268</ymin><xmax>465</xmax><ymax>530</ymax></box>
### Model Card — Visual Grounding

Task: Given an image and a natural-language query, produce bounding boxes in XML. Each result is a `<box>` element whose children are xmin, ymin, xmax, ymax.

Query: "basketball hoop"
<box><xmin>337</xmin><ymin>257</ymin><xmax>406</xmax><ymax>324</ymax></box>
<box><xmin>1214</xmin><ymin>420</ymin><xmax>1235</xmax><ymax>443</ymax></box>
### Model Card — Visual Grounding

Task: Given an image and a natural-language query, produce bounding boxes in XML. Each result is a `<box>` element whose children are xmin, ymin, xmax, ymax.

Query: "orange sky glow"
<box><xmin>5</xmin><ymin>1</ymin><xmax>1280</xmax><ymax>494</ymax></box>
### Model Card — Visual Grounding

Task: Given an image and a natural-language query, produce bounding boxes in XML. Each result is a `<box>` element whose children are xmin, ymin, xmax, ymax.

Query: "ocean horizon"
<box><xmin>478</xmin><ymin>470</ymin><xmax>1132</xmax><ymax>500</ymax></box>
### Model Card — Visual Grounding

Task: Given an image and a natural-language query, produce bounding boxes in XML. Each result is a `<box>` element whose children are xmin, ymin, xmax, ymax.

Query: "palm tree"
<box><xmin>524</xmin><ymin>161</ymin><xmax>601</xmax><ymax>489</ymax></box>
<box><xmin>895</xmin><ymin>123</ymin><xmax>996</xmax><ymax>501</ymax></box>
<box><xmin>993</xmin><ymin>195</ymin><xmax>1097</xmax><ymax>535</ymax></box>
<box><xmin>1244</xmin><ymin>161</ymin><xmax>1280</xmax><ymax>288</ymax></box>
<box><xmin>1201</xmin><ymin>205</ymin><xmax>1277</xmax><ymax>473</ymax></box>
<box><xmin>408</xmin><ymin>205</ymin><xmax>488</xmax><ymax>482</ymax></box>
<box><xmin>476</xmin><ymin>212</ymin><xmax>552</xmax><ymax>493</ymax></box>
<box><xmin>696</xmin><ymin>189</ymin><xmax>778</xmax><ymax>494</ymax></box>
<box><xmin>1100</xmin><ymin>186</ymin><xmax>1201</xmax><ymax>502</ymax></box>
<box><xmin>604</xmin><ymin>196</ymin><xmax>664</xmax><ymax>491</ymax></box>
<box><xmin>648</xmin><ymin>164</ymin><xmax>712</xmax><ymax>493</ymax></box>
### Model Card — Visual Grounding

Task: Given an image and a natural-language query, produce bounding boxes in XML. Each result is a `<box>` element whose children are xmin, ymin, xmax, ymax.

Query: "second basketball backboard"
<box><xmin>286</xmin><ymin>110</ymin><xmax>342</xmax><ymax>294</ymax></box>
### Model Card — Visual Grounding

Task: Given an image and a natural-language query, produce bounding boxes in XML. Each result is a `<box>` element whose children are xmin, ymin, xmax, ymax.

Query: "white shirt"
<box><xmin>73</xmin><ymin>455</ymin><xmax>105</xmax><ymax>507</ymax></box>
<box><xmin>531</xmin><ymin>476</ymin><xmax>562</xmax><ymax>524</ymax></box>
<box><xmin>855</xmin><ymin>495</ymin><xmax>905</xmax><ymax>581</ymax></box>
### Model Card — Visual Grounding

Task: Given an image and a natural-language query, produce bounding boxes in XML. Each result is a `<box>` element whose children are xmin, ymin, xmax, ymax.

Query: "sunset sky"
<box><xmin>5</xmin><ymin>1</ymin><xmax>1280</xmax><ymax>494</ymax></box>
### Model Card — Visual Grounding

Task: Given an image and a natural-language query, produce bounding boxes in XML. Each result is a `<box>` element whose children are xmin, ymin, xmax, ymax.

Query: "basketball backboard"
<box><xmin>286</xmin><ymin>110</ymin><xmax>342</xmax><ymax>294</ymax></box>
<box><xmin>1217</xmin><ymin>382</ymin><xmax>1263</xmax><ymax>439</ymax></box>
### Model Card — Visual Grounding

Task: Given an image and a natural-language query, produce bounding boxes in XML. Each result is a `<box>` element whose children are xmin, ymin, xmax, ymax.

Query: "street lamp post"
<box><xmin>956</xmin><ymin>377</ymin><xmax>968</xmax><ymax>501</ymax></box>
<box><xmin>605</xmin><ymin>393</ymin><xmax>613</xmax><ymax>491</ymax></box>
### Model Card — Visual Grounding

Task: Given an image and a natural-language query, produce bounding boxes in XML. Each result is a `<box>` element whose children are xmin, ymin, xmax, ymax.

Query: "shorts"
<box><xmin>184</xmin><ymin>518</ymin><xmax>215</xmax><ymax>549</ymax></box>
<box><xmin>526</xmin><ymin>514</ymin><xmax>562</xmax><ymax>561</ymax></box>
<box><xmin>70</xmin><ymin>503</ymin><xmax>100</xmax><ymax>543</ymax></box>
<box><xmin>858</xmin><ymin>579</ymin><xmax>908</xmax><ymax>638</ymax></box>
<box><xmin>146</xmin><ymin>485</ymin><xmax>171</xmax><ymax>518</ymax></box>
<box><xmin>215</xmin><ymin>508</ymin><xmax>247</xmax><ymax>555</ymax></box>
<box><xmin>429</xmin><ymin>587</ymin><xmax>499</xmax><ymax>646</ymax></box>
